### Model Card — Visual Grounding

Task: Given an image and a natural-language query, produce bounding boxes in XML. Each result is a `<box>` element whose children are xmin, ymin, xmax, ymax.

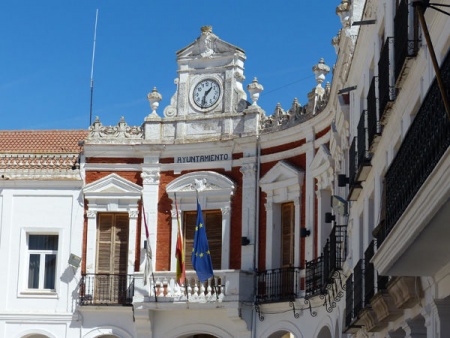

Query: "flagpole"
<box><xmin>152</xmin><ymin>272</ymin><xmax>157</xmax><ymax>302</ymax></box>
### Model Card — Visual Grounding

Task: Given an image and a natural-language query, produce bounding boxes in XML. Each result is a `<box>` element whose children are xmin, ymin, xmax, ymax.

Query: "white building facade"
<box><xmin>1</xmin><ymin>1</ymin><xmax>449</xmax><ymax>337</ymax></box>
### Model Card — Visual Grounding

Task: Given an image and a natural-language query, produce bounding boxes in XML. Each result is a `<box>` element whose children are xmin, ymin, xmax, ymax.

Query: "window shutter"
<box><xmin>281</xmin><ymin>202</ymin><xmax>295</xmax><ymax>267</ymax></box>
<box><xmin>97</xmin><ymin>214</ymin><xmax>113</xmax><ymax>273</ymax></box>
<box><xmin>183</xmin><ymin>209</ymin><xmax>222</xmax><ymax>271</ymax></box>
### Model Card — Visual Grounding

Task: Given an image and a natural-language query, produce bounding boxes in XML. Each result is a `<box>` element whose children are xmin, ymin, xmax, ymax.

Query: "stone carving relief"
<box><xmin>221</xmin><ymin>206</ymin><xmax>230</xmax><ymax>215</ymax></box>
<box><xmin>141</xmin><ymin>170</ymin><xmax>160</xmax><ymax>184</ymax></box>
<box><xmin>87</xmin><ymin>210</ymin><xmax>97</xmax><ymax>218</ymax></box>
<box><xmin>129</xmin><ymin>210</ymin><xmax>139</xmax><ymax>219</ymax></box>
<box><xmin>88</xmin><ymin>117</ymin><xmax>142</xmax><ymax>143</ymax></box>
<box><xmin>163</xmin><ymin>78</ymin><xmax>179</xmax><ymax>118</ymax></box>
<box><xmin>240</xmin><ymin>163</ymin><xmax>256</xmax><ymax>178</ymax></box>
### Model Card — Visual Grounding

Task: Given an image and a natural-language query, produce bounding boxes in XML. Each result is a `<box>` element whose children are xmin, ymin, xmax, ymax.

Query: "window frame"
<box><xmin>19</xmin><ymin>229</ymin><xmax>61</xmax><ymax>297</ymax></box>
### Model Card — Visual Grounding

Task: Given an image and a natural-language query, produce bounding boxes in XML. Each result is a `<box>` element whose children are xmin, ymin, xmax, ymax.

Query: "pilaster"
<box><xmin>240</xmin><ymin>162</ymin><xmax>257</xmax><ymax>270</ymax></box>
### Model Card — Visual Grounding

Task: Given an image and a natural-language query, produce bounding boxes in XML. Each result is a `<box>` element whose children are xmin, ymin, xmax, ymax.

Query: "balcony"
<box><xmin>79</xmin><ymin>273</ymin><xmax>134</xmax><ymax>306</ymax></box>
<box><xmin>367</xmin><ymin>76</ymin><xmax>381</xmax><ymax>151</ymax></box>
<box><xmin>394</xmin><ymin>0</ymin><xmax>419</xmax><ymax>86</ymax></box>
<box><xmin>348</xmin><ymin>138</ymin><xmax>362</xmax><ymax>201</ymax></box>
<box><xmin>256</xmin><ymin>267</ymin><xmax>302</xmax><ymax>303</ymax></box>
<box><xmin>306</xmin><ymin>225</ymin><xmax>346</xmax><ymax>299</ymax></box>
<box><xmin>373</xmin><ymin>51</ymin><xmax>450</xmax><ymax>276</ymax></box>
<box><xmin>133</xmin><ymin>270</ymin><xmax>254</xmax><ymax>306</ymax></box>
<box><xmin>305</xmin><ymin>257</ymin><xmax>325</xmax><ymax>299</ymax></box>
<box><xmin>343</xmin><ymin>260</ymin><xmax>364</xmax><ymax>332</ymax></box>
<box><xmin>378</xmin><ymin>37</ymin><xmax>396</xmax><ymax>122</ymax></box>
<box><xmin>347</xmin><ymin>110</ymin><xmax>372</xmax><ymax>201</ymax></box>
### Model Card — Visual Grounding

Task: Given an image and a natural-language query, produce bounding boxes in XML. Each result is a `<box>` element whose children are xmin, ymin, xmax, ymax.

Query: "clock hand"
<box><xmin>201</xmin><ymin>87</ymin><xmax>213</xmax><ymax>108</ymax></box>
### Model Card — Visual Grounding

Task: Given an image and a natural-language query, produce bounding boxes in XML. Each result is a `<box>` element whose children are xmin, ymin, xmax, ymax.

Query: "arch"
<box><xmin>166</xmin><ymin>171</ymin><xmax>235</xmax><ymax>270</ymax></box>
<box><xmin>83</xmin><ymin>326</ymin><xmax>133</xmax><ymax>338</ymax></box>
<box><xmin>259</xmin><ymin>319</ymin><xmax>303</xmax><ymax>338</ymax></box>
<box><xmin>267</xmin><ymin>331</ymin><xmax>295</xmax><ymax>338</ymax></box>
<box><xmin>165</xmin><ymin>322</ymin><xmax>233</xmax><ymax>338</ymax></box>
<box><xmin>316</xmin><ymin>326</ymin><xmax>332</xmax><ymax>338</ymax></box>
<box><xmin>16</xmin><ymin>329</ymin><xmax>56</xmax><ymax>338</ymax></box>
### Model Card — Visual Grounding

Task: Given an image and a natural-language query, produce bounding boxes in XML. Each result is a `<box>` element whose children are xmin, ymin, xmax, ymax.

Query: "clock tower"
<box><xmin>144</xmin><ymin>26</ymin><xmax>263</xmax><ymax>143</ymax></box>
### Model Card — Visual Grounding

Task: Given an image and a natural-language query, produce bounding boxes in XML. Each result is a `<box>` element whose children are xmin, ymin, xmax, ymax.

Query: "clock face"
<box><xmin>193</xmin><ymin>79</ymin><xmax>221</xmax><ymax>109</ymax></box>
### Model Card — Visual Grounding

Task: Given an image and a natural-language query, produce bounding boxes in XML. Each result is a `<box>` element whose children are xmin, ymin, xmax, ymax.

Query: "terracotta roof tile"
<box><xmin>0</xmin><ymin>130</ymin><xmax>88</xmax><ymax>154</ymax></box>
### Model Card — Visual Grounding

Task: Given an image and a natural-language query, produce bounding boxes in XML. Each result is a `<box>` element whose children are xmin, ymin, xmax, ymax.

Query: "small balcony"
<box><xmin>373</xmin><ymin>51</ymin><xmax>450</xmax><ymax>276</ymax></box>
<box><xmin>367</xmin><ymin>76</ymin><xmax>381</xmax><ymax>151</ymax></box>
<box><xmin>348</xmin><ymin>138</ymin><xmax>363</xmax><ymax>201</ymax></box>
<box><xmin>306</xmin><ymin>225</ymin><xmax>347</xmax><ymax>299</ymax></box>
<box><xmin>394</xmin><ymin>0</ymin><xmax>419</xmax><ymax>86</ymax></box>
<box><xmin>79</xmin><ymin>273</ymin><xmax>134</xmax><ymax>306</ymax></box>
<box><xmin>256</xmin><ymin>267</ymin><xmax>302</xmax><ymax>304</ymax></box>
<box><xmin>348</xmin><ymin>111</ymin><xmax>372</xmax><ymax>201</ymax></box>
<box><xmin>305</xmin><ymin>257</ymin><xmax>325</xmax><ymax>299</ymax></box>
<box><xmin>133</xmin><ymin>270</ymin><xmax>254</xmax><ymax>306</ymax></box>
<box><xmin>378</xmin><ymin>37</ymin><xmax>396</xmax><ymax>122</ymax></box>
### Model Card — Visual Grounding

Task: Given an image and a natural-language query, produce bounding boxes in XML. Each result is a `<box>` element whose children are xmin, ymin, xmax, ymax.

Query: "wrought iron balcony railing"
<box><xmin>256</xmin><ymin>267</ymin><xmax>302</xmax><ymax>304</ymax></box>
<box><xmin>345</xmin><ymin>274</ymin><xmax>355</xmax><ymax>330</ymax></box>
<box><xmin>79</xmin><ymin>273</ymin><xmax>134</xmax><ymax>306</ymax></box>
<box><xmin>322</xmin><ymin>225</ymin><xmax>347</xmax><ymax>282</ymax></box>
<box><xmin>305</xmin><ymin>256</ymin><xmax>325</xmax><ymax>298</ymax></box>
<box><xmin>348</xmin><ymin>138</ymin><xmax>359</xmax><ymax>189</ymax></box>
<box><xmin>357</xmin><ymin>110</ymin><xmax>372</xmax><ymax>179</ymax></box>
<box><xmin>379</xmin><ymin>51</ymin><xmax>450</xmax><ymax>246</ymax></box>
<box><xmin>364</xmin><ymin>240</ymin><xmax>389</xmax><ymax>305</ymax></box>
<box><xmin>378</xmin><ymin>37</ymin><xmax>396</xmax><ymax>120</ymax></box>
<box><xmin>367</xmin><ymin>76</ymin><xmax>381</xmax><ymax>148</ymax></box>
<box><xmin>394</xmin><ymin>0</ymin><xmax>419</xmax><ymax>84</ymax></box>
<box><xmin>353</xmin><ymin>259</ymin><xmax>364</xmax><ymax>318</ymax></box>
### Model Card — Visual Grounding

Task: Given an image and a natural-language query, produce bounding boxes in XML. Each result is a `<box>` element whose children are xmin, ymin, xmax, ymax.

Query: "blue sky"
<box><xmin>0</xmin><ymin>1</ymin><xmax>341</xmax><ymax>130</ymax></box>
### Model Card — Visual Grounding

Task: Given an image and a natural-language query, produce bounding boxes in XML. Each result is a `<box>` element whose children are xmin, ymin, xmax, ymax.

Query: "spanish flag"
<box><xmin>175</xmin><ymin>195</ymin><xmax>185</xmax><ymax>285</ymax></box>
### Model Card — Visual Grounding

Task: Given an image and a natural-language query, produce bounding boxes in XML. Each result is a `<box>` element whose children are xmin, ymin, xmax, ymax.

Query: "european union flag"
<box><xmin>191</xmin><ymin>199</ymin><xmax>214</xmax><ymax>282</ymax></box>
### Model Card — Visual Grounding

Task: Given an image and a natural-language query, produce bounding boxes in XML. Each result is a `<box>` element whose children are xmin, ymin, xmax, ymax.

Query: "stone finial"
<box><xmin>312</xmin><ymin>58</ymin><xmax>330</xmax><ymax>85</ymax></box>
<box><xmin>247</xmin><ymin>77</ymin><xmax>264</xmax><ymax>106</ymax></box>
<box><xmin>201</xmin><ymin>26</ymin><xmax>213</xmax><ymax>34</ymax></box>
<box><xmin>147</xmin><ymin>87</ymin><xmax>162</xmax><ymax>117</ymax></box>
<box><xmin>336</xmin><ymin>0</ymin><xmax>351</xmax><ymax>28</ymax></box>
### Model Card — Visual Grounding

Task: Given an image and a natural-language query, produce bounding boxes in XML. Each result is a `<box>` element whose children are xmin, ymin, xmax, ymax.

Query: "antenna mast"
<box><xmin>89</xmin><ymin>9</ymin><xmax>99</xmax><ymax>125</ymax></box>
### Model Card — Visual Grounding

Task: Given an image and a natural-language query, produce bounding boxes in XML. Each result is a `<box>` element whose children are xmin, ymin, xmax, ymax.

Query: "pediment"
<box><xmin>260</xmin><ymin>161</ymin><xmax>304</xmax><ymax>191</ymax></box>
<box><xmin>310</xmin><ymin>144</ymin><xmax>334</xmax><ymax>178</ymax></box>
<box><xmin>176</xmin><ymin>27</ymin><xmax>244</xmax><ymax>59</ymax></box>
<box><xmin>166</xmin><ymin>171</ymin><xmax>235</xmax><ymax>196</ymax></box>
<box><xmin>83</xmin><ymin>173</ymin><xmax>142</xmax><ymax>197</ymax></box>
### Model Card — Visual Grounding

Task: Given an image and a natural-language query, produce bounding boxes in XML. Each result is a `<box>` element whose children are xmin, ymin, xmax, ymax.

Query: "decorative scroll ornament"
<box><xmin>239</xmin><ymin>163</ymin><xmax>256</xmax><ymax>178</ymax></box>
<box><xmin>88</xmin><ymin>117</ymin><xmax>143</xmax><ymax>143</ymax></box>
<box><xmin>128</xmin><ymin>210</ymin><xmax>139</xmax><ymax>219</ymax></box>
<box><xmin>141</xmin><ymin>170</ymin><xmax>160</xmax><ymax>184</ymax></box>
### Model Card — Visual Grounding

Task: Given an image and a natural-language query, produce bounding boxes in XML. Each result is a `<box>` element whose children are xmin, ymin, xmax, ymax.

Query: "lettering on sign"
<box><xmin>176</xmin><ymin>154</ymin><xmax>230</xmax><ymax>163</ymax></box>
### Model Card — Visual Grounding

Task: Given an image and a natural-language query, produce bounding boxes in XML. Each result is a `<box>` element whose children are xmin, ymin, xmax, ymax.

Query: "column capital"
<box><xmin>86</xmin><ymin>210</ymin><xmax>97</xmax><ymax>219</ymax></box>
<box><xmin>141</xmin><ymin>169</ymin><xmax>160</xmax><ymax>185</ymax></box>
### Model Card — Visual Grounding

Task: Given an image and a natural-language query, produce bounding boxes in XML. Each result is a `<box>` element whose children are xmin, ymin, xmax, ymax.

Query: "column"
<box><xmin>264</xmin><ymin>200</ymin><xmax>274</xmax><ymax>269</ymax></box>
<box><xmin>221</xmin><ymin>206</ymin><xmax>231</xmax><ymax>269</ymax></box>
<box><xmin>293</xmin><ymin>198</ymin><xmax>301</xmax><ymax>268</ymax></box>
<box><xmin>240</xmin><ymin>162</ymin><xmax>257</xmax><ymax>271</ymax></box>
<box><xmin>86</xmin><ymin>210</ymin><xmax>97</xmax><ymax>273</ymax></box>
<box><xmin>305</xmin><ymin>129</ymin><xmax>316</xmax><ymax>260</ymax></box>
<box><xmin>141</xmin><ymin>158</ymin><xmax>161</xmax><ymax>273</ymax></box>
<box><xmin>128</xmin><ymin>209</ymin><xmax>139</xmax><ymax>274</ymax></box>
